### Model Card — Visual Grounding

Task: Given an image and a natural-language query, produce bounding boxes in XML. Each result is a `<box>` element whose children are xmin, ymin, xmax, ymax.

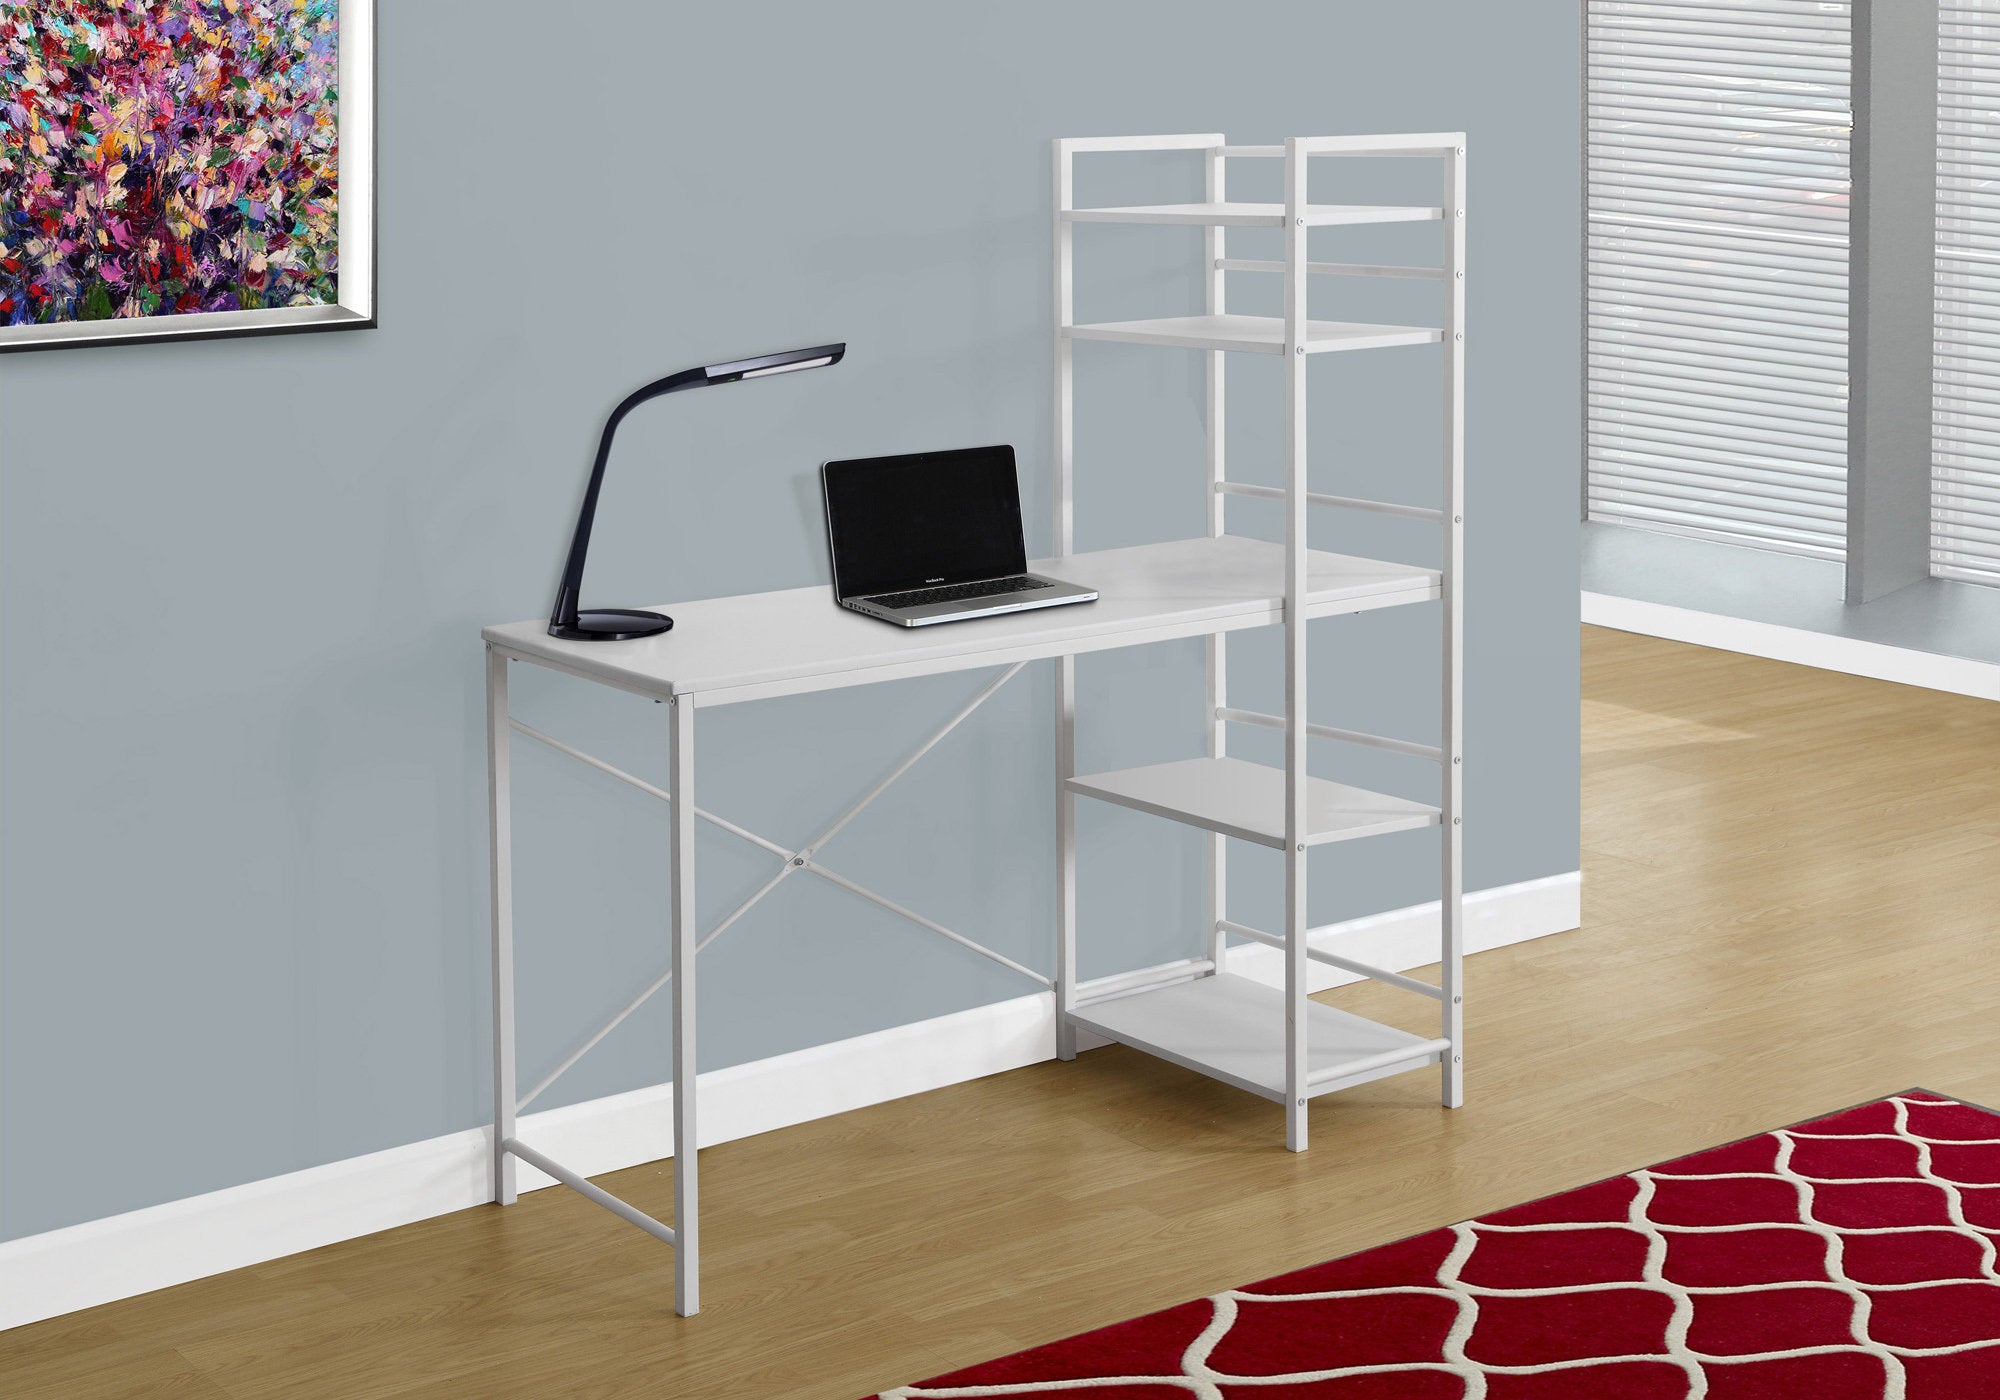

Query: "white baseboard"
<box><xmin>1225</xmin><ymin>870</ymin><xmax>1582</xmax><ymax>994</ymax></box>
<box><xmin>0</xmin><ymin>869</ymin><xmax>1578</xmax><ymax>1332</ymax></box>
<box><xmin>1582</xmin><ymin>592</ymin><xmax>2000</xmax><ymax>702</ymax></box>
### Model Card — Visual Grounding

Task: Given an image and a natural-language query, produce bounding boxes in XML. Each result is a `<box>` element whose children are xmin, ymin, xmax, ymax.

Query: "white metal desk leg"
<box><xmin>669</xmin><ymin>693</ymin><xmax>700</xmax><ymax>1315</ymax></box>
<box><xmin>486</xmin><ymin>646</ymin><xmax>518</xmax><ymax>1205</ymax></box>
<box><xmin>1055</xmin><ymin>657</ymin><xmax>1077</xmax><ymax>1061</ymax></box>
<box><xmin>1052</xmin><ymin>137</ymin><xmax>1078</xmax><ymax>1064</ymax></box>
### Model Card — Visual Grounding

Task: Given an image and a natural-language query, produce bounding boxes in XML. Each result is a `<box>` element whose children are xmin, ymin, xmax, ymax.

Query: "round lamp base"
<box><xmin>548</xmin><ymin>609</ymin><xmax>675</xmax><ymax>641</ymax></box>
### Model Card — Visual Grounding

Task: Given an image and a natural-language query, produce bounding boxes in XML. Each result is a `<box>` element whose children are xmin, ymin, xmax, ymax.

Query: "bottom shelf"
<box><xmin>1069</xmin><ymin>973</ymin><xmax>1446</xmax><ymax>1103</ymax></box>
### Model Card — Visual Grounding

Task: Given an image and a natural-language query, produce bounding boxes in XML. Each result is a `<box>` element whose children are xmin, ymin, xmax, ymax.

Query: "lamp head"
<box><xmin>702</xmin><ymin>343</ymin><xmax>846</xmax><ymax>386</ymax></box>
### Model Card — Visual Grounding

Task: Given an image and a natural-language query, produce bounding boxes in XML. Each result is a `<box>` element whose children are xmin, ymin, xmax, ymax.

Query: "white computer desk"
<box><xmin>481</xmin><ymin>533</ymin><xmax>1439</xmax><ymax>1315</ymax></box>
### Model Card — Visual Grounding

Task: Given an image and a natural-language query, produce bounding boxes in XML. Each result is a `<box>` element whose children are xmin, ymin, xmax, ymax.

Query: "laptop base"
<box><xmin>841</xmin><ymin>576</ymin><xmax>1097</xmax><ymax>627</ymax></box>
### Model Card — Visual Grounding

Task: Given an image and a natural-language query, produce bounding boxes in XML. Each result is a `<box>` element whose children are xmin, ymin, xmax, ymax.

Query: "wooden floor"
<box><xmin>7</xmin><ymin>628</ymin><xmax>1998</xmax><ymax>1399</ymax></box>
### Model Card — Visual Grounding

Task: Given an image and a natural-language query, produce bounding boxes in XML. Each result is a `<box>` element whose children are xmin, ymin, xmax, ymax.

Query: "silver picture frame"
<box><xmin>0</xmin><ymin>0</ymin><xmax>375</xmax><ymax>353</ymax></box>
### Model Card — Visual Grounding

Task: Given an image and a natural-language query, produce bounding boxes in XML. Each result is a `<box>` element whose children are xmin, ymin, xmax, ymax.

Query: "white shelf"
<box><xmin>1065</xmin><ymin>314</ymin><xmax>1441</xmax><ymax>355</ymax></box>
<box><xmin>1064</xmin><ymin>202</ymin><xmax>1442</xmax><ymax>228</ymax></box>
<box><xmin>1067</xmin><ymin>755</ymin><xmax>1439</xmax><ymax>849</ymax></box>
<box><xmin>1069</xmin><ymin>974</ymin><xmax>1447</xmax><ymax>1103</ymax></box>
<box><xmin>483</xmin><ymin>535</ymin><xmax>1439</xmax><ymax>707</ymax></box>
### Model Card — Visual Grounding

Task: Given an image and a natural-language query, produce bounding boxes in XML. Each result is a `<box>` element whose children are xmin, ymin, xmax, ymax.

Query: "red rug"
<box><xmin>871</xmin><ymin>1090</ymin><xmax>2000</xmax><ymax>1399</ymax></box>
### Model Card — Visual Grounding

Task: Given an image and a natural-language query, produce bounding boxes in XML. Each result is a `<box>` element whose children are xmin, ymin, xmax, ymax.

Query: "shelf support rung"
<box><xmin>1222</xmin><ymin>140</ymin><xmax>1460</xmax><ymax>158</ymax></box>
<box><xmin>1219</xmin><ymin>920</ymin><xmax>1445</xmax><ymax>1001</ymax></box>
<box><xmin>1216</xmin><ymin>707</ymin><xmax>1443</xmax><ymax>763</ymax></box>
<box><xmin>1214</xmin><ymin>480</ymin><xmax>1446</xmax><ymax>522</ymax></box>
<box><xmin>1306</xmin><ymin>1038</ymin><xmax>1453</xmax><ymax>1088</ymax></box>
<box><xmin>1075</xmin><ymin>956</ymin><xmax>1215</xmax><ymax>1007</ymax></box>
<box><xmin>1218</xmin><ymin>258</ymin><xmax>1445</xmax><ymax>282</ymax></box>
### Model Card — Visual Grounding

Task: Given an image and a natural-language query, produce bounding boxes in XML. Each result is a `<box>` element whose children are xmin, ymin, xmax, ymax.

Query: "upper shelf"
<box><xmin>1066</xmin><ymin>314</ymin><xmax>1440</xmax><ymax>355</ymax></box>
<box><xmin>1064</xmin><ymin>203</ymin><xmax>1443</xmax><ymax>229</ymax></box>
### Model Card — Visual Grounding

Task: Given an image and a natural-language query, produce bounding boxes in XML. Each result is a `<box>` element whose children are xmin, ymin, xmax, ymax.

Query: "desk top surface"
<box><xmin>483</xmin><ymin>535</ymin><xmax>1438</xmax><ymax>707</ymax></box>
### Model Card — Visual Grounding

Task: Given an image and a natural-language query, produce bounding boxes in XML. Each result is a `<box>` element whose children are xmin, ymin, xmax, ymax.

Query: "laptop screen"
<box><xmin>822</xmin><ymin>445</ymin><xmax>1029</xmax><ymax>599</ymax></box>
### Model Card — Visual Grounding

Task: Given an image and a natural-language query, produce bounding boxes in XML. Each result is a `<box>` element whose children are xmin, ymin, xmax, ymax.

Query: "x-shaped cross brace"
<box><xmin>510</xmin><ymin>662</ymin><xmax>1040</xmax><ymax>1114</ymax></box>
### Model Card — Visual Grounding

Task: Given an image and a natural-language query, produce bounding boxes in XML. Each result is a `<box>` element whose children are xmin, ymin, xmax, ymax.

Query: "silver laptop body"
<box><xmin>822</xmin><ymin>445</ymin><xmax>1097</xmax><ymax>628</ymax></box>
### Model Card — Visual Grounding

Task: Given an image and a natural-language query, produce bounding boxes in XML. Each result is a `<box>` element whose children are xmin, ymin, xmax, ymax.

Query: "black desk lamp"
<box><xmin>548</xmin><ymin>343</ymin><xmax>847</xmax><ymax>641</ymax></box>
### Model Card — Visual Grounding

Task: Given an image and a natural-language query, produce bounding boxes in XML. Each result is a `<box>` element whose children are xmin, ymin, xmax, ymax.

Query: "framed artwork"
<box><xmin>0</xmin><ymin>0</ymin><xmax>373</xmax><ymax>352</ymax></box>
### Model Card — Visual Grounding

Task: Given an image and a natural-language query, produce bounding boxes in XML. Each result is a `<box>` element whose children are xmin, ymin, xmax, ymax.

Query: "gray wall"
<box><xmin>0</xmin><ymin>0</ymin><xmax>1580</xmax><ymax>1241</ymax></box>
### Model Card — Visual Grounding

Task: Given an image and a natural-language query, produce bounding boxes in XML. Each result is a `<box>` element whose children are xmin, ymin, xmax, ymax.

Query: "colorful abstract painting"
<box><xmin>0</xmin><ymin>0</ymin><xmax>344</xmax><ymax>337</ymax></box>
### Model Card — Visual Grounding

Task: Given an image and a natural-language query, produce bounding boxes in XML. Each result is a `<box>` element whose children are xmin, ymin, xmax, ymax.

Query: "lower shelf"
<box><xmin>1068</xmin><ymin>973</ymin><xmax>1446</xmax><ymax>1104</ymax></box>
<box><xmin>1067</xmin><ymin>756</ymin><xmax>1440</xmax><ymax>849</ymax></box>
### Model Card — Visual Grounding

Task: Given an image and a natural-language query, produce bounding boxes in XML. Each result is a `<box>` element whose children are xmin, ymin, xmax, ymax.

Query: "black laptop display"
<box><xmin>821</xmin><ymin>446</ymin><xmax>1096</xmax><ymax>628</ymax></box>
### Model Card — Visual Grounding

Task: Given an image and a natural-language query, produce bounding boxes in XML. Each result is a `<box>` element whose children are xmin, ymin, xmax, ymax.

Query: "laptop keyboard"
<box><xmin>868</xmin><ymin>575</ymin><xmax>1052</xmax><ymax>609</ymax></box>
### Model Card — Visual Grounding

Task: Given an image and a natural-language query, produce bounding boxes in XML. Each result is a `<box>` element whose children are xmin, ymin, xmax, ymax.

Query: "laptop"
<box><xmin>822</xmin><ymin>445</ymin><xmax>1097</xmax><ymax>627</ymax></box>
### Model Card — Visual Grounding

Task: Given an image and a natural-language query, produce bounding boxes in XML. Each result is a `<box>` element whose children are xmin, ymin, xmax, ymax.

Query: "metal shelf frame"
<box><xmin>1052</xmin><ymin>132</ymin><xmax>1467</xmax><ymax>1151</ymax></box>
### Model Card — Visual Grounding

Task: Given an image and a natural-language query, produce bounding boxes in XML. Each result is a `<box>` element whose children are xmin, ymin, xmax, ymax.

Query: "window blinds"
<box><xmin>1586</xmin><ymin>0</ymin><xmax>1854</xmax><ymax>561</ymax></box>
<box><xmin>1936</xmin><ymin>1</ymin><xmax>2000</xmax><ymax>585</ymax></box>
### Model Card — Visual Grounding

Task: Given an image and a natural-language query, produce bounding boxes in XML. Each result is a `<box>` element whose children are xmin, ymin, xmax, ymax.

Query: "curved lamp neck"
<box><xmin>548</xmin><ymin>369</ymin><xmax>705</xmax><ymax>632</ymax></box>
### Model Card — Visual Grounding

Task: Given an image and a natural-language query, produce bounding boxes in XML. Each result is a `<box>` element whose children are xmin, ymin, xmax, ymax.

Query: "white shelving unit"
<box><xmin>1052</xmin><ymin>132</ymin><xmax>1466</xmax><ymax>1151</ymax></box>
<box><xmin>478</xmin><ymin>132</ymin><xmax>1467</xmax><ymax>1317</ymax></box>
